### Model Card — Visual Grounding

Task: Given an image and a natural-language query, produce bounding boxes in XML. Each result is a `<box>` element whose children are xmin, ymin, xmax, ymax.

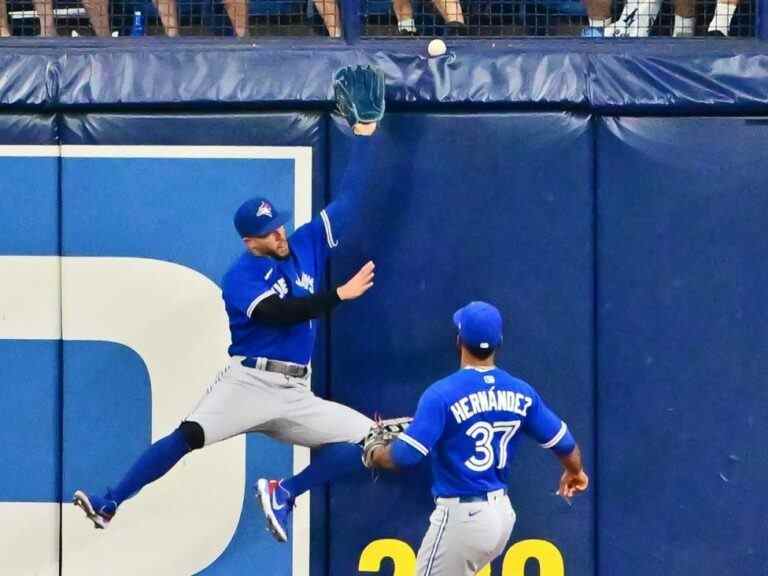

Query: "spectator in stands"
<box><xmin>706</xmin><ymin>0</ymin><xmax>739</xmax><ymax>35</ymax></box>
<box><xmin>223</xmin><ymin>0</ymin><xmax>341</xmax><ymax>37</ymax></box>
<box><xmin>672</xmin><ymin>0</ymin><xmax>695</xmax><ymax>36</ymax></box>
<box><xmin>580</xmin><ymin>0</ymin><xmax>612</xmax><ymax>36</ymax></box>
<box><xmin>81</xmin><ymin>0</ymin><xmax>110</xmax><ymax>35</ymax></box>
<box><xmin>391</xmin><ymin>0</ymin><xmax>465</xmax><ymax>34</ymax></box>
<box><xmin>598</xmin><ymin>0</ymin><xmax>738</xmax><ymax>38</ymax></box>
<box><xmin>434</xmin><ymin>0</ymin><xmax>465</xmax><ymax>31</ymax></box>
<box><xmin>153</xmin><ymin>0</ymin><xmax>180</xmax><ymax>36</ymax></box>
<box><xmin>312</xmin><ymin>0</ymin><xmax>341</xmax><ymax>36</ymax></box>
<box><xmin>393</xmin><ymin>0</ymin><xmax>417</xmax><ymax>34</ymax></box>
<box><xmin>673</xmin><ymin>0</ymin><xmax>738</xmax><ymax>37</ymax></box>
<box><xmin>603</xmin><ymin>0</ymin><xmax>662</xmax><ymax>36</ymax></box>
<box><xmin>0</xmin><ymin>0</ymin><xmax>56</xmax><ymax>36</ymax></box>
<box><xmin>0</xmin><ymin>0</ymin><xmax>9</xmax><ymax>36</ymax></box>
<box><xmin>222</xmin><ymin>0</ymin><xmax>247</xmax><ymax>36</ymax></box>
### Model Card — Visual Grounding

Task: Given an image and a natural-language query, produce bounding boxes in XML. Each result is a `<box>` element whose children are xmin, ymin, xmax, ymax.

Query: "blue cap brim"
<box><xmin>251</xmin><ymin>212</ymin><xmax>292</xmax><ymax>238</ymax></box>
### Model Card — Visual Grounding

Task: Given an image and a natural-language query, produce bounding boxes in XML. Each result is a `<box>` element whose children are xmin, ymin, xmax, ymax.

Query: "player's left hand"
<box><xmin>557</xmin><ymin>469</ymin><xmax>589</xmax><ymax>504</ymax></box>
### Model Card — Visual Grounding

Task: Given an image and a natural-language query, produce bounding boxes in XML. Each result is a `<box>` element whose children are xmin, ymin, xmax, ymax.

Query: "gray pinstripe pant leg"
<box><xmin>187</xmin><ymin>358</ymin><xmax>373</xmax><ymax>447</ymax></box>
<box><xmin>416</xmin><ymin>492</ymin><xmax>516</xmax><ymax>576</ymax></box>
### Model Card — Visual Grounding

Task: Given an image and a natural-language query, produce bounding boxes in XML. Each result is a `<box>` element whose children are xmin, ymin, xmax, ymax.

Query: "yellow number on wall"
<box><xmin>358</xmin><ymin>538</ymin><xmax>564</xmax><ymax>576</ymax></box>
<box><xmin>502</xmin><ymin>540</ymin><xmax>565</xmax><ymax>576</ymax></box>
<box><xmin>358</xmin><ymin>539</ymin><xmax>417</xmax><ymax>576</ymax></box>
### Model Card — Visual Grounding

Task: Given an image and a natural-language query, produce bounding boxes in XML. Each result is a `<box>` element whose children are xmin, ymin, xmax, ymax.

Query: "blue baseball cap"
<box><xmin>453</xmin><ymin>301</ymin><xmax>503</xmax><ymax>351</ymax></box>
<box><xmin>234</xmin><ymin>197</ymin><xmax>291</xmax><ymax>238</ymax></box>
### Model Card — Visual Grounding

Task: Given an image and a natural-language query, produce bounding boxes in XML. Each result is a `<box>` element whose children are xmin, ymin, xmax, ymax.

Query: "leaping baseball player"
<box><xmin>74</xmin><ymin>65</ymin><xmax>390</xmax><ymax>544</ymax></box>
<box><xmin>365</xmin><ymin>301</ymin><xmax>589</xmax><ymax>575</ymax></box>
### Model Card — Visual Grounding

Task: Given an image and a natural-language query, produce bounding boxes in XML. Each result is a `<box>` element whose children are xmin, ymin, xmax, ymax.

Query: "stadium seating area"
<box><xmin>0</xmin><ymin>0</ymin><xmax>756</xmax><ymax>38</ymax></box>
<box><xmin>363</xmin><ymin>0</ymin><xmax>755</xmax><ymax>36</ymax></box>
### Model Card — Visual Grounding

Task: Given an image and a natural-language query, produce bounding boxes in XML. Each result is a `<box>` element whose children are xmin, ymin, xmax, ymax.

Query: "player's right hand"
<box><xmin>337</xmin><ymin>261</ymin><xmax>375</xmax><ymax>301</ymax></box>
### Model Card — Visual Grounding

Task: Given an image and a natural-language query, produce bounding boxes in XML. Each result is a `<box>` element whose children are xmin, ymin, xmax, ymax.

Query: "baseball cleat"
<box><xmin>255</xmin><ymin>479</ymin><xmax>294</xmax><ymax>543</ymax></box>
<box><xmin>73</xmin><ymin>490</ymin><xmax>117</xmax><ymax>529</ymax></box>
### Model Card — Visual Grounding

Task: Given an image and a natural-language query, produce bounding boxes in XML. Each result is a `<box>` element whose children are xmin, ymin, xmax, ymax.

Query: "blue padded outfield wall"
<box><xmin>0</xmin><ymin>38</ymin><xmax>767</xmax><ymax>576</ymax></box>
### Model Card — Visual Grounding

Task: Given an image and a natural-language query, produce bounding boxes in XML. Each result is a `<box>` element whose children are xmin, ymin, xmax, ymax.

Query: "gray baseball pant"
<box><xmin>187</xmin><ymin>357</ymin><xmax>373</xmax><ymax>447</ymax></box>
<box><xmin>416</xmin><ymin>489</ymin><xmax>516</xmax><ymax>576</ymax></box>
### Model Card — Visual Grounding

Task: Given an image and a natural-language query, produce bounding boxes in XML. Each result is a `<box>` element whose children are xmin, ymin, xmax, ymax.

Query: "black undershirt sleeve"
<box><xmin>250</xmin><ymin>290</ymin><xmax>341</xmax><ymax>326</ymax></box>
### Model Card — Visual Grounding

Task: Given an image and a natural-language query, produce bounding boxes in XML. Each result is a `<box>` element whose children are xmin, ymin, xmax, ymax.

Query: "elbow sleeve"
<box><xmin>551</xmin><ymin>429</ymin><xmax>576</xmax><ymax>456</ymax></box>
<box><xmin>251</xmin><ymin>291</ymin><xmax>341</xmax><ymax>326</ymax></box>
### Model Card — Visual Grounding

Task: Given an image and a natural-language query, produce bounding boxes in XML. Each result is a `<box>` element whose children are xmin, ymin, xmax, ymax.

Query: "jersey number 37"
<box><xmin>465</xmin><ymin>421</ymin><xmax>521</xmax><ymax>472</ymax></box>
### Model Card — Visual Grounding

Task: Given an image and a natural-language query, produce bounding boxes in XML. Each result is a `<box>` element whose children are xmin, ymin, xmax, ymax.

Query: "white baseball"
<box><xmin>427</xmin><ymin>39</ymin><xmax>447</xmax><ymax>57</ymax></box>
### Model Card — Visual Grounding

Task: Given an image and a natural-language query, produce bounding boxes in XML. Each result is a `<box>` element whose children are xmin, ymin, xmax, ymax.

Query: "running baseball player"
<box><xmin>73</xmin><ymin>65</ymin><xmax>390</xmax><ymax>544</ymax></box>
<box><xmin>365</xmin><ymin>301</ymin><xmax>589</xmax><ymax>576</ymax></box>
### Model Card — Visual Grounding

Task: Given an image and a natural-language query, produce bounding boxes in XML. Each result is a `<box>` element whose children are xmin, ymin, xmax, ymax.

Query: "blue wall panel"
<box><xmin>328</xmin><ymin>113</ymin><xmax>595</xmax><ymax>575</ymax></box>
<box><xmin>62</xmin><ymin>341</ymin><xmax>151</xmax><ymax>496</ymax></box>
<box><xmin>61</xmin><ymin>155</ymin><xmax>294</xmax><ymax>273</ymax></box>
<box><xmin>597</xmin><ymin>117</ymin><xmax>768</xmax><ymax>576</ymax></box>
<box><xmin>0</xmin><ymin>340</ymin><xmax>60</xmax><ymax>502</ymax></box>
<box><xmin>0</xmin><ymin>115</ymin><xmax>58</xmax><ymax>254</ymax></box>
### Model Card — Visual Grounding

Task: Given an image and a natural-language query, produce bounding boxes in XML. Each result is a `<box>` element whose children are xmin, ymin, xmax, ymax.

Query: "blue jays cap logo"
<box><xmin>256</xmin><ymin>201</ymin><xmax>273</xmax><ymax>218</ymax></box>
<box><xmin>234</xmin><ymin>197</ymin><xmax>291</xmax><ymax>238</ymax></box>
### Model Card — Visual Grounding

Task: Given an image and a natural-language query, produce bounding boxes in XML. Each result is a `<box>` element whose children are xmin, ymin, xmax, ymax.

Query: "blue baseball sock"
<box><xmin>280</xmin><ymin>442</ymin><xmax>365</xmax><ymax>499</ymax></box>
<box><xmin>108</xmin><ymin>428</ymin><xmax>190</xmax><ymax>506</ymax></box>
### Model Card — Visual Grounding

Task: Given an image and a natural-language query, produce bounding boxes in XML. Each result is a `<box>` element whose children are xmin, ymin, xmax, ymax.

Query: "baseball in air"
<box><xmin>427</xmin><ymin>39</ymin><xmax>447</xmax><ymax>57</ymax></box>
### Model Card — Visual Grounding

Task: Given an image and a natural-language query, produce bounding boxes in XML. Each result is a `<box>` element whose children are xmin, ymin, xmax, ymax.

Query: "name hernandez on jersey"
<box><xmin>450</xmin><ymin>388</ymin><xmax>533</xmax><ymax>424</ymax></box>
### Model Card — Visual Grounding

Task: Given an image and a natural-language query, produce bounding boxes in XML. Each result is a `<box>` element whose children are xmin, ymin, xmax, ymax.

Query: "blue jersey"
<box><xmin>396</xmin><ymin>367</ymin><xmax>572</xmax><ymax>498</ymax></box>
<box><xmin>221</xmin><ymin>217</ymin><xmax>330</xmax><ymax>364</ymax></box>
<box><xmin>221</xmin><ymin>138</ymin><xmax>373</xmax><ymax>365</ymax></box>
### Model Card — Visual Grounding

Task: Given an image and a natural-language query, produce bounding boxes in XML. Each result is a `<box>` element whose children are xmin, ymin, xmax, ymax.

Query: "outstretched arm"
<box><xmin>320</xmin><ymin>135</ymin><xmax>377</xmax><ymax>249</ymax></box>
<box><xmin>317</xmin><ymin>65</ymin><xmax>386</xmax><ymax>250</ymax></box>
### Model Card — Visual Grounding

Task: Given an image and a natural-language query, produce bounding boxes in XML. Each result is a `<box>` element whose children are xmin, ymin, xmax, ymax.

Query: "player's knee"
<box><xmin>178</xmin><ymin>420</ymin><xmax>205</xmax><ymax>451</ymax></box>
